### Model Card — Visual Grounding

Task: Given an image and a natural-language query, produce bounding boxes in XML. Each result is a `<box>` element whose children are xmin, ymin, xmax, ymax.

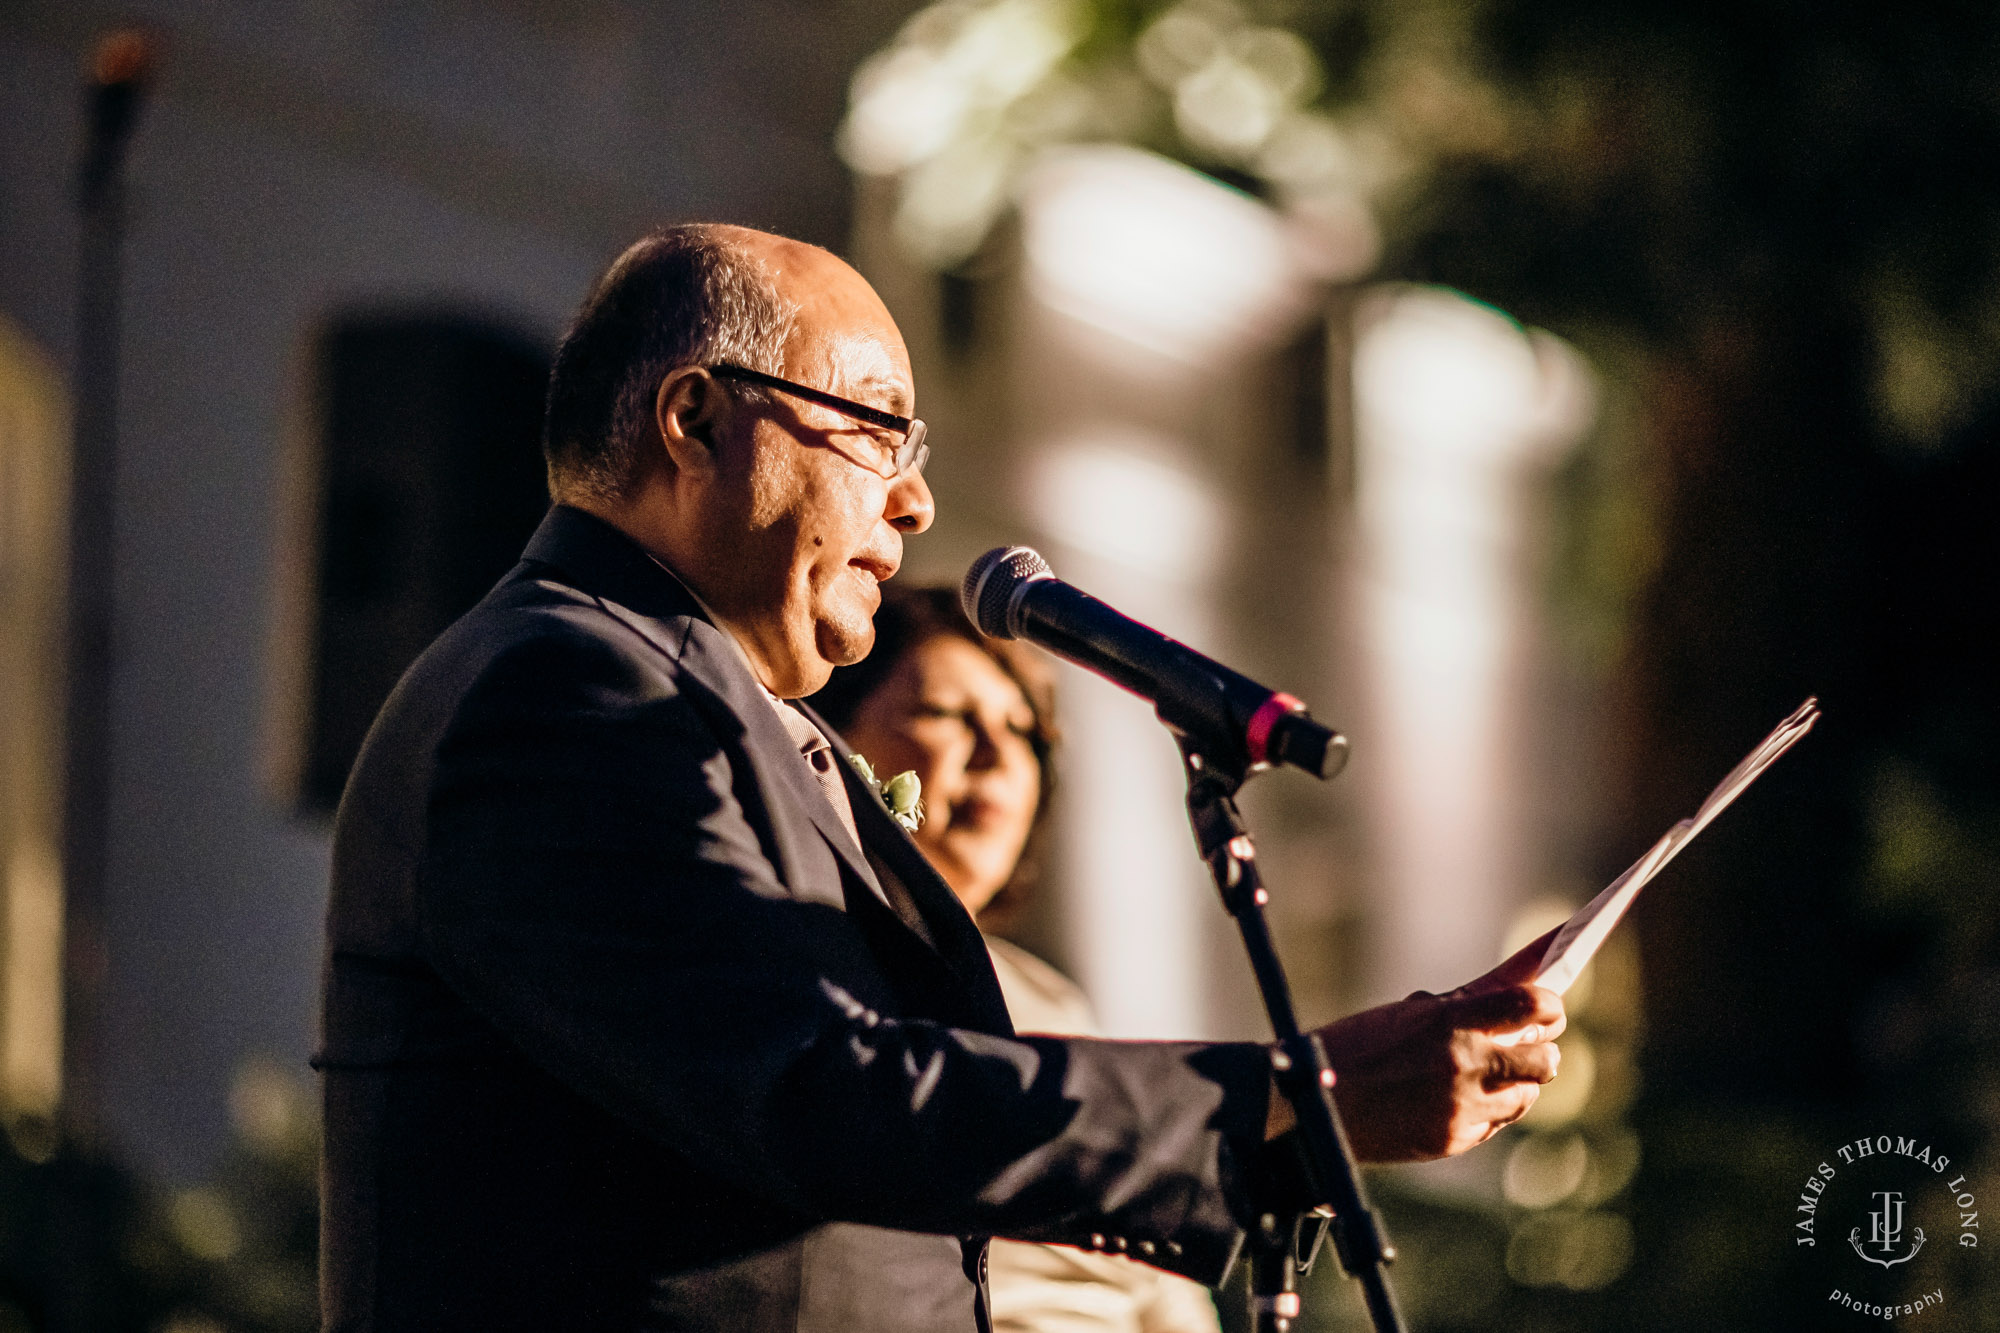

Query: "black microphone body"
<box><xmin>963</xmin><ymin>547</ymin><xmax>1348</xmax><ymax>781</ymax></box>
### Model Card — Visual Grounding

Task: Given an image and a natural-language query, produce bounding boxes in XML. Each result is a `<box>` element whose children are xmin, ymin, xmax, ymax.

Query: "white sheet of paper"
<box><xmin>1526</xmin><ymin>696</ymin><xmax>1821</xmax><ymax>999</ymax></box>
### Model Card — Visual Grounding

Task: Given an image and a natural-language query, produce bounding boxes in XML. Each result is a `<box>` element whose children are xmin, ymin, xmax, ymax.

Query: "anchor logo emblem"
<box><xmin>1850</xmin><ymin>1190</ymin><xmax>1926</xmax><ymax>1269</ymax></box>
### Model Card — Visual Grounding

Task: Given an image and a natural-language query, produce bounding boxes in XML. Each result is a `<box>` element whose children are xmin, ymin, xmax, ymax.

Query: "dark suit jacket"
<box><xmin>318</xmin><ymin>505</ymin><xmax>1275</xmax><ymax>1332</ymax></box>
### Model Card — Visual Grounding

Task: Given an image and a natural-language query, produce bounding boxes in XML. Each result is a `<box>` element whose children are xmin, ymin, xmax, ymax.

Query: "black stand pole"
<box><xmin>52</xmin><ymin>32</ymin><xmax>151</xmax><ymax>1333</ymax></box>
<box><xmin>1178</xmin><ymin>741</ymin><xmax>1406</xmax><ymax>1333</ymax></box>
<box><xmin>65</xmin><ymin>28</ymin><xmax>151</xmax><ymax>1159</ymax></box>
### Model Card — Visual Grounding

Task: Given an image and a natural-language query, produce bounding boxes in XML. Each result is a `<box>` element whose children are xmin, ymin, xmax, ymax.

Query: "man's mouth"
<box><xmin>848</xmin><ymin>552</ymin><xmax>898</xmax><ymax>585</ymax></box>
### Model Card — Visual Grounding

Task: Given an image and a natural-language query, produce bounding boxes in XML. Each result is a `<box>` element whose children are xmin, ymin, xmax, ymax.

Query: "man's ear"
<box><xmin>653</xmin><ymin>366</ymin><xmax>725</xmax><ymax>478</ymax></box>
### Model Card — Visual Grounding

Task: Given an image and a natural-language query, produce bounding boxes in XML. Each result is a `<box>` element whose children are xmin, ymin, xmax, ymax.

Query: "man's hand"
<box><xmin>1264</xmin><ymin>929</ymin><xmax>1565</xmax><ymax>1161</ymax></box>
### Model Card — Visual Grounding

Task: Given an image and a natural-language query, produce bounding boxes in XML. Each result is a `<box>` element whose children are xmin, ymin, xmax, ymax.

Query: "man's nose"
<box><xmin>887</xmin><ymin>468</ymin><xmax>934</xmax><ymax>533</ymax></box>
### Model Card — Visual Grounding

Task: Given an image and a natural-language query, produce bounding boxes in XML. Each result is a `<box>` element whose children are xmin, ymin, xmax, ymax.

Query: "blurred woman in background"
<box><xmin>811</xmin><ymin>586</ymin><xmax>1221</xmax><ymax>1333</ymax></box>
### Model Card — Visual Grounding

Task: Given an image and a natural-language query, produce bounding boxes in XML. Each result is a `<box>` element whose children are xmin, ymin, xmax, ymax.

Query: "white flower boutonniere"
<box><xmin>847</xmin><ymin>753</ymin><xmax>923</xmax><ymax>833</ymax></box>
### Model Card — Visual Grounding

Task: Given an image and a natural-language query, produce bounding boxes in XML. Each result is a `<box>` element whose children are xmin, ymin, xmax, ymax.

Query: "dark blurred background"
<box><xmin>0</xmin><ymin>2</ymin><xmax>1995</xmax><ymax>1330</ymax></box>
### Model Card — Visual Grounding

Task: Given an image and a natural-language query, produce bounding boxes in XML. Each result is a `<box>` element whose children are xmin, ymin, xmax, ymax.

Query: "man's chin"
<box><xmin>814</xmin><ymin>612</ymin><xmax>877</xmax><ymax>670</ymax></box>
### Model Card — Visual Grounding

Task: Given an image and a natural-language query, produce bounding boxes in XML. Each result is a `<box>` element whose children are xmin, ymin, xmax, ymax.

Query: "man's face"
<box><xmin>688</xmin><ymin>239</ymin><xmax>932</xmax><ymax>697</ymax></box>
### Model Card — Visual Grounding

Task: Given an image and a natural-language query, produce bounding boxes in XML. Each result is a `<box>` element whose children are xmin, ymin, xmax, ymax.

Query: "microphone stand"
<box><xmin>1176</xmin><ymin>738</ymin><xmax>1407</xmax><ymax>1333</ymax></box>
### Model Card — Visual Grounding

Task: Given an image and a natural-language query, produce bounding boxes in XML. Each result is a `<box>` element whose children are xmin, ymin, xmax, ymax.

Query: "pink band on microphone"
<box><xmin>1246</xmin><ymin>692</ymin><xmax>1304</xmax><ymax>767</ymax></box>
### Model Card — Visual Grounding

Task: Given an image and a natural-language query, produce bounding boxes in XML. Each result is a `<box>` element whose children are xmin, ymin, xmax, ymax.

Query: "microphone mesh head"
<box><xmin>962</xmin><ymin>546</ymin><xmax>1050</xmax><ymax>639</ymax></box>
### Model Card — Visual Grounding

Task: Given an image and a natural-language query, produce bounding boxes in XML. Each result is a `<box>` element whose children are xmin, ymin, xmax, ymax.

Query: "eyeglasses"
<box><xmin>709</xmin><ymin>363</ymin><xmax>929</xmax><ymax>479</ymax></box>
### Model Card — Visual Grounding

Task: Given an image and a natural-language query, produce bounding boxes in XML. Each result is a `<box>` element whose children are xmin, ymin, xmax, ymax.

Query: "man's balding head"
<box><xmin>544</xmin><ymin>223</ymin><xmax>932</xmax><ymax>697</ymax></box>
<box><xmin>543</xmin><ymin>224</ymin><xmax>803</xmax><ymax>502</ymax></box>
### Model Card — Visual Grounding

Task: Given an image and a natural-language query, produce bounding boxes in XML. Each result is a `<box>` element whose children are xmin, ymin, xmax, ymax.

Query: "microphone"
<box><xmin>962</xmin><ymin>547</ymin><xmax>1348</xmax><ymax>781</ymax></box>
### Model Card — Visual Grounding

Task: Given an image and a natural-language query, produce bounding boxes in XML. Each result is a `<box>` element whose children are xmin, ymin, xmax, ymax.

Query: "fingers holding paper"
<box><xmin>1446</xmin><ymin>982</ymin><xmax>1565</xmax><ymax>1148</ymax></box>
<box><xmin>1465</xmin><ymin>926</ymin><xmax>1562</xmax><ymax>994</ymax></box>
<box><xmin>1304</xmin><ymin>979</ymin><xmax>1566</xmax><ymax>1162</ymax></box>
<box><xmin>1274</xmin><ymin>703</ymin><xmax>1819</xmax><ymax>1168</ymax></box>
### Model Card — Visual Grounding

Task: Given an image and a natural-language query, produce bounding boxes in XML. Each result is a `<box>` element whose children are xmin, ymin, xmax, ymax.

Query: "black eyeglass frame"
<box><xmin>709</xmin><ymin>363</ymin><xmax>929</xmax><ymax>478</ymax></box>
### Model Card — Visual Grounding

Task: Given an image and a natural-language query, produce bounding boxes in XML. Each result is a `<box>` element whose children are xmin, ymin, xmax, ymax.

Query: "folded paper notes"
<box><xmin>1527</xmin><ymin>696</ymin><xmax>1821</xmax><ymax>999</ymax></box>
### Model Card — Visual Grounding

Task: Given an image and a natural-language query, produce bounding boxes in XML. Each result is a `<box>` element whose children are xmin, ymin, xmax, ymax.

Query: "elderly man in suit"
<box><xmin>316</xmin><ymin>224</ymin><xmax>1564</xmax><ymax>1332</ymax></box>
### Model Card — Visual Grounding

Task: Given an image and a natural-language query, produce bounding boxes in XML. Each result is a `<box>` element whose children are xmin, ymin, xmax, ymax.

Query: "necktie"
<box><xmin>768</xmin><ymin>697</ymin><xmax>864</xmax><ymax>857</ymax></box>
<box><xmin>772</xmin><ymin>700</ymin><xmax>936</xmax><ymax>947</ymax></box>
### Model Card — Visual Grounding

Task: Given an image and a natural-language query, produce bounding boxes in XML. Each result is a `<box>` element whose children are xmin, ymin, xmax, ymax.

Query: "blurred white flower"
<box><xmin>839</xmin><ymin>0</ymin><xmax>1085</xmax><ymax>264</ymax></box>
<box><xmin>894</xmin><ymin>136</ymin><xmax>1019</xmax><ymax>267</ymax></box>
<box><xmin>839</xmin><ymin>0</ymin><xmax>1083</xmax><ymax>178</ymax></box>
<box><xmin>1135</xmin><ymin>5</ymin><xmax>1227</xmax><ymax>88</ymax></box>
<box><xmin>1174</xmin><ymin>56</ymin><xmax>1280</xmax><ymax>157</ymax></box>
<box><xmin>841</xmin><ymin>46</ymin><xmax>970</xmax><ymax>175</ymax></box>
<box><xmin>1257</xmin><ymin>112</ymin><xmax>1354</xmax><ymax>190</ymax></box>
<box><xmin>842</xmin><ymin>0</ymin><xmax>1378</xmax><ymax>278</ymax></box>
<box><xmin>1229</xmin><ymin>27</ymin><xmax>1319</xmax><ymax>104</ymax></box>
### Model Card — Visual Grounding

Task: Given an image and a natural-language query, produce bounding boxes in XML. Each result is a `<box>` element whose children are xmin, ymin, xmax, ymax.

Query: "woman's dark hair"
<box><xmin>811</xmin><ymin>584</ymin><xmax>1059</xmax><ymax>922</ymax></box>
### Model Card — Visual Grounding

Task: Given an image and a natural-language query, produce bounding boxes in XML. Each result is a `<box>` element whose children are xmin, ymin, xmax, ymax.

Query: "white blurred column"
<box><xmin>1009</xmin><ymin>146</ymin><xmax>1323</xmax><ymax>1038</ymax></box>
<box><xmin>1348</xmin><ymin>288</ymin><xmax>1595</xmax><ymax>1000</ymax></box>
<box><xmin>1024</xmin><ymin>434</ymin><xmax>1225</xmax><ymax>1039</ymax></box>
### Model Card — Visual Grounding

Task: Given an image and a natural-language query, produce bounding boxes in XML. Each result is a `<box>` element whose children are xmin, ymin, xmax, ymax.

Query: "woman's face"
<box><xmin>840</xmin><ymin>634</ymin><xmax>1042</xmax><ymax>917</ymax></box>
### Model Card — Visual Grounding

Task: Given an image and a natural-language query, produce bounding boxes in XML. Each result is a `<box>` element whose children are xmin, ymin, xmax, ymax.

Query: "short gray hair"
<box><xmin>542</xmin><ymin>224</ymin><xmax>797</xmax><ymax>501</ymax></box>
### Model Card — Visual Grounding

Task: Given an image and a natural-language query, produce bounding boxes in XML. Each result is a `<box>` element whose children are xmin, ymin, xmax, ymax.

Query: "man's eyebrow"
<box><xmin>849</xmin><ymin>373</ymin><xmax>913</xmax><ymax>417</ymax></box>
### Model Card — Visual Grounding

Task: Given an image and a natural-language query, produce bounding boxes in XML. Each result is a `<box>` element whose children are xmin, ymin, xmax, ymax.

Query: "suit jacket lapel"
<box><xmin>800</xmin><ymin>702</ymin><xmax>1014</xmax><ymax>1036</ymax></box>
<box><xmin>518</xmin><ymin>506</ymin><xmax>890</xmax><ymax>915</ymax></box>
<box><xmin>518</xmin><ymin>506</ymin><xmax>1009</xmax><ymax>1031</ymax></box>
<box><xmin>673</xmin><ymin>626</ymin><xmax>892</xmax><ymax>911</ymax></box>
